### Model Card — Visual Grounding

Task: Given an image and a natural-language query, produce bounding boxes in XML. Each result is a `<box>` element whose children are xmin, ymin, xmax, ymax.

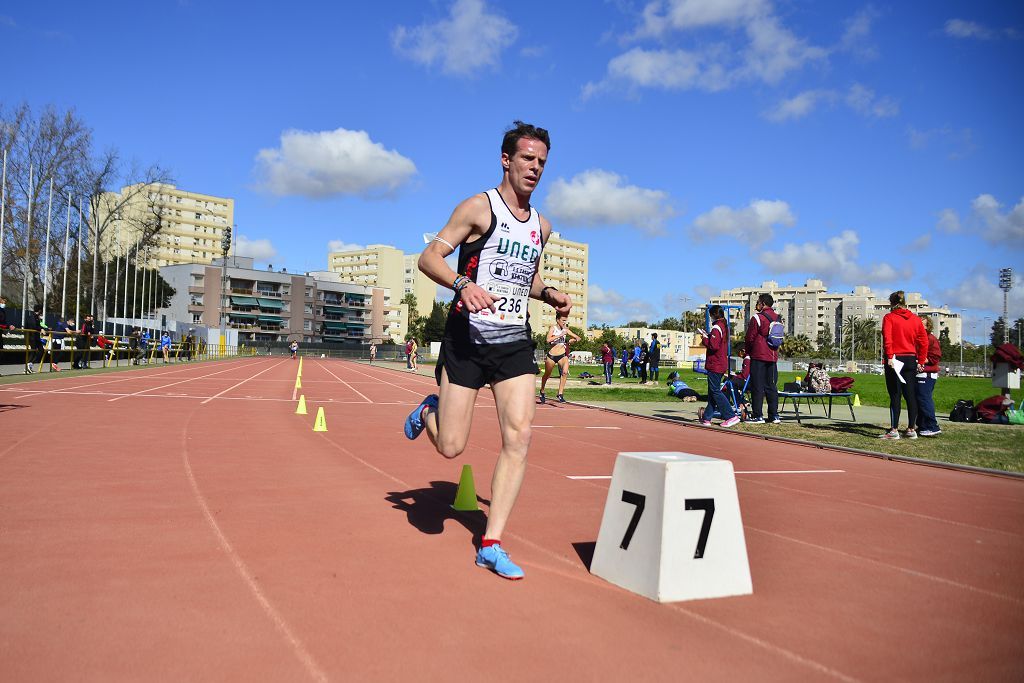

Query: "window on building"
<box><xmin>192</xmin><ymin>314</ymin><xmax>202</xmax><ymax>324</ymax></box>
<box><xmin>195</xmin><ymin>212</ymin><xmax>203</xmax><ymax>220</ymax></box>
<box><xmin>305</xmin><ymin>304</ymin><xmax>313</xmax><ymax>314</ymax></box>
<box><xmin>303</xmin><ymin>320</ymin><xmax>312</xmax><ymax>331</ymax></box>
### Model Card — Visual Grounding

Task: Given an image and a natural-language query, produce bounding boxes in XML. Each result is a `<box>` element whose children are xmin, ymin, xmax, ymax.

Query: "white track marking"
<box><xmin>566</xmin><ymin>470</ymin><xmax>845</xmax><ymax>480</ymax></box>
<box><xmin>314</xmin><ymin>359</ymin><xmax>372</xmax><ymax>403</ymax></box>
<box><xmin>108</xmin><ymin>360</ymin><xmax>263</xmax><ymax>402</ymax></box>
<box><xmin>180</xmin><ymin>422</ymin><xmax>328</xmax><ymax>681</ymax></box>
<box><xmin>201</xmin><ymin>360</ymin><xmax>288</xmax><ymax>404</ymax></box>
<box><xmin>534</xmin><ymin>425</ymin><xmax>621</xmax><ymax>429</ymax></box>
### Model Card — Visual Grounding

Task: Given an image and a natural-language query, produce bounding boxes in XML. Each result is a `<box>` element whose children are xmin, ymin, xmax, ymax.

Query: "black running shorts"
<box><xmin>435</xmin><ymin>338</ymin><xmax>539</xmax><ymax>389</ymax></box>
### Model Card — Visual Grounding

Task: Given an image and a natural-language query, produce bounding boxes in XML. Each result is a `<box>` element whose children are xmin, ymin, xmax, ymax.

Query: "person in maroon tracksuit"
<box><xmin>699</xmin><ymin>305</ymin><xmax>739</xmax><ymax>427</ymax></box>
<box><xmin>915</xmin><ymin>317</ymin><xmax>943</xmax><ymax>436</ymax></box>
<box><xmin>744</xmin><ymin>293</ymin><xmax>780</xmax><ymax>423</ymax></box>
<box><xmin>881</xmin><ymin>290</ymin><xmax>928</xmax><ymax>439</ymax></box>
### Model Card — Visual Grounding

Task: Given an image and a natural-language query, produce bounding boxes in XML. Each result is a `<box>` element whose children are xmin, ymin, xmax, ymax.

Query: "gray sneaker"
<box><xmin>918</xmin><ymin>429</ymin><xmax>942</xmax><ymax>437</ymax></box>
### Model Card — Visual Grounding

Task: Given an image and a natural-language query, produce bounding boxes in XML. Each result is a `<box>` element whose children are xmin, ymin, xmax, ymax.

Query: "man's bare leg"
<box><xmin>483</xmin><ymin>372</ymin><xmax>536</xmax><ymax>540</ymax></box>
<box><xmin>422</xmin><ymin>367</ymin><xmax>478</xmax><ymax>458</ymax></box>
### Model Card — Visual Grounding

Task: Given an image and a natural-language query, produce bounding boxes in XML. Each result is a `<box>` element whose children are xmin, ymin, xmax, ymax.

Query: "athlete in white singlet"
<box><xmin>402</xmin><ymin>121</ymin><xmax>572</xmax><ymax>581</ymax></box>
<box><xmin>538</xmin><ymin>313</ymin><xmax>581</xmax><ymax>403</ymax></box>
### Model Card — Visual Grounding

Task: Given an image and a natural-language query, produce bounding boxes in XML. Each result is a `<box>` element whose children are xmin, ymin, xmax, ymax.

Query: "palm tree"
<box><xmin>780</xmin><ymin>333</ymin><xmax>814</xmax><ymax>358</ymax></box>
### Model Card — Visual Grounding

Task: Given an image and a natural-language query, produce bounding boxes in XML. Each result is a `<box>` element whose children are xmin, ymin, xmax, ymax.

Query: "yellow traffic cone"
<box><xmin>295</xmin><ymin>375</ymin><xmax>302</xmax><ymax>389</ymax></box>
<box><xmin>853</xmin><ymin>394</ymin><xmax>861</xmax><ymax>407</ymax></box>
<box><xmin>451</xmin><ymin>464</ymin><xmax>480</xmax><ymax>512</ymax></box>
<box><xmin>313</xmin><ymin>406</ymin><xmax>328</xmax><ymax>432</ymax></box>
<box><xmin>296</xmin><ymin>394</ymin><xmax>308</xmax><ymax>415</ymax></box>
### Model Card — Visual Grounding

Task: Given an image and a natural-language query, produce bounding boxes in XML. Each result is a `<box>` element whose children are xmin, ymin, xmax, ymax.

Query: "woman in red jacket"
<box><xmin>881</xmin><ymin>291</ymin><xmax>929</xmax><ymax>439</ymax></box>
<box><xmin>698</xmin><ymin>306</ymin><xmax>740</xmax><ymax>427</ymax></box>
<box><xmin>915</xmin><ymin>317</ymin><xmax>943</xmax><ymax>436</ymax></box>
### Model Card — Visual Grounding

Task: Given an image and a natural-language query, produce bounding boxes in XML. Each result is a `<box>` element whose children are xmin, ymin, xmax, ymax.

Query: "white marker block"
<box><xmin>590</xmin><ymin>452</ymin><xmax>752</xmax><ymax>603</ymax></box>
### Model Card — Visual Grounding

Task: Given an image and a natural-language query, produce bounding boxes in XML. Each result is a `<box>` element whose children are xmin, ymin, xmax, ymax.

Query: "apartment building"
<box><xmin>95</xmin><ymin>183</ymin><xmax>234</xmax><ymax>267</ymax></box>
<box><xmin>528</xmin><ymin>231</ymin><xmax>588</xmax><ymax>333</ymax></box>
<box><xmin>706</xmin><ymin>280</ymin><xmax>962</xmax><ymax>346</ymax></box>
<box><xmin>603</xmin><ymin>327</ymin><xmax>700</xmax><ymax>363</ymax></box>
<box><xmin>159</xmin><ymin>257</ymin><xmax>387</xmax><ymax>345</ymax></box>
<box><xmin>327</xmin><ymin>244</ymin><xmax>436</xmax><ymax>329</ymax></box>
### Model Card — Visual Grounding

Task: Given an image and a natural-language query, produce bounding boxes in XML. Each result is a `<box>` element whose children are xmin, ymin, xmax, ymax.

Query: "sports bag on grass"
<box><xmin>949</xmin><ymin>400</ymin><xmax>977</xmax><ymax>423</ymax></box>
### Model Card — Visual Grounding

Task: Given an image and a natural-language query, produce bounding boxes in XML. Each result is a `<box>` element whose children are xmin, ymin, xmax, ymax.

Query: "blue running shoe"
<box><xmin>475</xmin><ymin>543</ymin><xmax>525</xmax><ymax>580</ymax></box>
<box><xmin>404</xmin><ymin>394</ymin><xmax>438</xmax><ymax>440</ymax></box>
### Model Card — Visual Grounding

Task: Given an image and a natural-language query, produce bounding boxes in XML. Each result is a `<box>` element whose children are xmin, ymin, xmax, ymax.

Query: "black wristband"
<box><xmin>540</xmin><ymin>286</ymin><xmax>558</xmax><ymax>302</ymax></box>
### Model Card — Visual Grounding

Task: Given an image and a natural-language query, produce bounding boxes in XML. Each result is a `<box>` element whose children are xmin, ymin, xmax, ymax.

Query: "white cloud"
<box><xmin>944</xmin><ymin>19</ymin><xmax>994</xmax><ymax>40</ymax></box>
<box><xmin>327</xmin><ymin>240</ymin><xmax>365</xmax><ymax>253</ymax></box>
<box><xmin>232</xmin><ymin>235</ymin><xmax>277</xmax><ymax>261</ymax></box>
<box><xmin>907</xmin><ymin>125</ymin><xmax>975</xmax><ymax>159</ymax></box>
<box><xmin>690</xmin><ymin>199</ymin><xmax>795</xmax><ymax>246</ymax></box>
<box><xmin>586</xmin><ymin>0</ymin><xmax>824</xmax><ymax>98</ymax></box>
<box><xmin>255</xmin><ymin>128</ymin><xmax>416</xmax><ymax>198</ymax></box>
<box><xmin>588</xmin><ymin>283</ymin><xmax>660</xmax><ymax>325</ymax></box>
<box><xmin>392</xmin><ymin>0</ymin><xmax>518</xmax><ymax>77</ymax></box>
<box><xmin>936</xmin><ymin>208</ymin><xmax>961</xmax><ymax>233</ymax></box>
<box><xmin>544</xmin><ymin>169</ymin><xmax>676</xmax><ymax>234</ymax></box>
<box><xmin>839</xmin><ymin>6</ymin><xmax>880</xmax><ymax>60</ymax></box>
<box><xmin>937</xmin><ymin>267</ymin><xmax>1024</xmax><ymax>314</ymax></box>
<box><xmin>971</xmin><ymin>194</ymin><xmax>1024</xmax><ymax>245</ymax></box>
<box><xmin>757</xmin><ymin>229</ymin><xmax>907</xmax><ymax>285</ymax></box>
<box><xmin>910</xmin><ymin>233</ymin><xmax>932</xmax><ymax>250</ymax></box>
<box><xmin>765</xmin><ymin>83</ymin><xmax>898</xmax><ymax>123</ymax></box>
<box><xmin>845</xmin><ymin>83</ymin><xmax>899</xmax><ymax>118</ymax></box>
<box><xmin>763</xmin><ymin>89</ymin><xmax>835</xmax><ymax>122</ymax></box>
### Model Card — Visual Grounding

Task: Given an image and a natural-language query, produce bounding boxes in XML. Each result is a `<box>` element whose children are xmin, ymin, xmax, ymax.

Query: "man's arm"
<box><xmin>529</xmin><ymin>214</ymin><xmax>572</xmax><ymax>315</ymax></box>
<box><xmin>418</xmin><ymin>194</ymin><xmax>499</xmax><ymax>314</ymax></box>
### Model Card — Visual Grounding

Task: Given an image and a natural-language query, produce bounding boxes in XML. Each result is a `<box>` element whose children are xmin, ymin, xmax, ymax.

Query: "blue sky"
<box><xmin>3</xmin><ymin>0</ymin><xmax>1022</xmax><ymax>341</ymax></box>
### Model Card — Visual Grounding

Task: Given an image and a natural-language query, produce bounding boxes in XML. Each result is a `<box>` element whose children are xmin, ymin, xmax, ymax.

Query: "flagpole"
<box><xmin>113</xmin><ymin>240</ymin><xmax>121</xmax><ymax>337</ymax></box>
<box><xmin>132</xmin><ymin>234</ymin><xmax>140</xmax><ymax>322</ymax></box>
<box><xmin>0</xmin><ymin>149</ymin><xmax>7</xmax><ymax>297</ymax></box>
<box><xmin>42</xmin><ymin>179</ymin><xmax>54</xmax><ymax>321</ymax></box>
<box><xmin>22</xmin><ymin>164</ymin><xmax>33</xmax><ymax>327</ymax></box>
<box><xmin>122</xmin><ymin>235</ymin><xmax>130</xmax><ymax>333</ymax></box>
<box><xmin>61</xmin><ymin>193</ymin><xmax>72</xmax><ymax>318</ymax></box>
<box><xmin>75</xmin><ymin>199</ymin><xmax>82</xmax><ymax>329</ymax></box>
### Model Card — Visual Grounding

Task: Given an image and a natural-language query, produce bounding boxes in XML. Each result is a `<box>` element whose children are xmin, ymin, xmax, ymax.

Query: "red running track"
<box><xmin>0</xmin><ymin>357</ymin><xmax>1021</xmax><ymax>681</ymax></box>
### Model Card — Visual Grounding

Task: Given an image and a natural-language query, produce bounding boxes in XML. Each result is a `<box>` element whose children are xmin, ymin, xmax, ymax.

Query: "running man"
<box><xmin>403</xmin><ymin>121</ymin><xmax>571</xmax><ymax>580</ymax></box>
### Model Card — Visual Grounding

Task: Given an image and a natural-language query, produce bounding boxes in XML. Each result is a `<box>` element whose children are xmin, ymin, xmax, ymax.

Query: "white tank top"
<box><xmin>449</xmin><ymin>188</ymin><xmax>544</xmax><ymax>344</ymax></box>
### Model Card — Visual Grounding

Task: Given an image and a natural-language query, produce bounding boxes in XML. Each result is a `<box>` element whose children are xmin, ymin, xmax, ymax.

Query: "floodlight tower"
<box><xmin>999</xmin><ymin>268</ymin><xmax>1012</xmax><ymax>344</ymax></box>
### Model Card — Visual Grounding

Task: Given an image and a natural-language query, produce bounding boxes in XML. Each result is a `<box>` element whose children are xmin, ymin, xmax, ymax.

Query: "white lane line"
<box><xmin>566</xmin><ymin>469</ymin><xmax>846</xmax><ymax>480</ymax></box>
<box><xmin>108</xmin><ymin>360</ymin><xmax>262</xmax><ymax>402</ymax></box>
<box><xmin>200</xmin><ymin>359</ymin><xmax>288</xmax><ymax>404</ymax></box>
<box><xmin>534</xmin><ymin>425</ymin><xmax>621</xmax><ymax>429</ymax></box>
<box><xmin>737</xmin><ymin>469</ymin><xmax>846</xmax><ymax>474</ymax></box>
<box><xmin>314</xmin><ymin>359</ymin><xmax>372</xmax><ymax>403</ymax></box>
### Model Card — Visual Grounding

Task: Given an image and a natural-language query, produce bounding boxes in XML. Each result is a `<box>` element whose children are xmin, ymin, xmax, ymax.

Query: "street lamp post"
<box><xmin>959</xmin><ymin>309</ymin><xmax>964</xmax><ymax>375</ymax></box>
<box><xmin>999</xmin><ymin>268</ymin><xmax>1012</xmax><ymax>344</ymax></box>
<box><xmin>220</xmin><ymin>225</ymin><xmax>233</xmax><ymax>355</ymax></box>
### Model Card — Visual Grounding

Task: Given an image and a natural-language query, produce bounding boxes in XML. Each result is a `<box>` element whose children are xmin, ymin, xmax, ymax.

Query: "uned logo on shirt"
<box><xmin>529</xmin><ymin>230</ymin><xmax>540</xmax><ymax>245</ymax></box>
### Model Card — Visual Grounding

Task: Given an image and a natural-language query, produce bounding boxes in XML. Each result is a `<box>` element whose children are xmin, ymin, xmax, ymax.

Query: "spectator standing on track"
<box><xmin>745</xmin><ymin>293</ymin><xmax>781</xmax><ymax>424</ymax></box>
<box><xmin>24</xmin><ymin>305</ymin><xmax>45</xmax><ymax>374</ymax></box>
<box><xmin>600</xmin><ymin>342</ymin><xmax>614</xmax><ymax>384</ymax></box>
<box><xmin>403</xmin><ymin>120</ymin><xmax>571</xmax><ymax>581</ymax></box>
<box><xmin>184</xmin><ymin>330</ymin><xmax>195</xmax><ymax>361</ymax></box>
<box><xmin>160</xmin><ymin>331</ymin><xmax>172</xmax><ymax>363</ymax></box>
<box><xmin>915</xmin><ymin>317</ymin><xmax>943</xmax><ymax>437</ymax></box>
<box><xmin>405</xmin><ymin>338</ymin><xmax>414</xmax><ymax>369</ymax></box>
<box><xmin>880</xmin><ymin>290</ymin><xmax>928</xmax><ymax>440</ymax></box>
<box><xmin>140</xmin><ymin>329</ymin><xmax>151</xmax><ymax>364</ymax></box>
<box><xmin>129</xmin><ymin>328</ymin><xmax>141</xmax><ymax>365</ymax></box>
<box><xmin>698</xmin><ymin>305</ymin><xmax>740</xmax><ymax>427</ymax></box>
<box><xmin>648</xmin><ymin>332</ymin><xmax>662</xmax><ymax>383</ymax></box>
<box><xmin>408</xmin><ymin>338</ymin><xmax>419</xmax><ymax>372</ymax></box>
<box><xmin>369</xmin><ymin>342</ymin><xmax>377</xmax><ymax>364</ymax></box>
<box><xmin>637</xmin><ymin>341</ymin><xmax>649</xmax><ymax>384</ymax></box>
<box><xmin>0</xmin><ymin>297</ymin><xmax>9</xmax><ymax>375</ymax></box>
<box><xmin>75</xmin><ymin>314</ymin><xmax>95</xmax><ymax>369</ymax></box>
<box><xmin>289</xmin><ymin>340</ymin><xmax>298</xmax><ymax>359</ymax></box>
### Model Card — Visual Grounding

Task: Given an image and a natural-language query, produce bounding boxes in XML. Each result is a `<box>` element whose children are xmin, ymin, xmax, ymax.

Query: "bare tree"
<box><xmin>0</xmin><ymin>102</ymin><xmax>172</xmax><ymax>319</ymax></box>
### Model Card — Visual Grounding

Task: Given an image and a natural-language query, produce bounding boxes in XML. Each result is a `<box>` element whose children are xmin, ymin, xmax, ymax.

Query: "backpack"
<box><xmin>808</xmin><ymin>367</ymin><xmax>831</xmax><ymax>393</ymax></box>
<box><xmin>762</xmin><ymin>313</ymin><xmax>785</xmax><ymax>350</ymax></box>
<box><xmin>949</xmin><ymin>400</ymin><xmax>977</xmax><ymax>423</ymax></box>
